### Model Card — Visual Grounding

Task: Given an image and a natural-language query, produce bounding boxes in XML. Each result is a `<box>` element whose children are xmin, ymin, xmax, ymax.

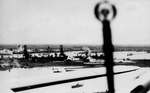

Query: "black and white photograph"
<box><xmin>0</xmin><ymin>0</ymin><xmax>150</xmax><ymax>93</ymax></box>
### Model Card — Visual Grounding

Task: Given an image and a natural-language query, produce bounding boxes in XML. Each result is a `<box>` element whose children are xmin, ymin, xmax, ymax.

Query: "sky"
<box><xmin>0</xmin><ymin>0</ymin><xmax>150</xmax><ymax>46</ymax></box>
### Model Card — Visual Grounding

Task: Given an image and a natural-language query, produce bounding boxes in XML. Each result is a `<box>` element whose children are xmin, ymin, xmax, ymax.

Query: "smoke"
<box><xmin>82</xmin><ymin>47</ymin><xmax>91</xmax><ymax>56</ymax></box>
<box><xmin>12</xmin><ymin>59</ymin><xmax>21</xmax><ymax>68</ymax></box>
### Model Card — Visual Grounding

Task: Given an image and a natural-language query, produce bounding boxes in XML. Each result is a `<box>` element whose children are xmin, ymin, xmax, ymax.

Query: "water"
<box><xmin>1</xmin><ymin>66</ymin><xmax>150</xmax><ymax>93</ymax></box>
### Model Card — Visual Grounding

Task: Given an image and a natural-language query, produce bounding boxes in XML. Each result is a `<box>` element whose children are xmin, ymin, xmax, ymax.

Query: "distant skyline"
<box><xmin>0</xmin><ymin>0</ymin><xmax>150</xmax><ymax>46</ymax></box>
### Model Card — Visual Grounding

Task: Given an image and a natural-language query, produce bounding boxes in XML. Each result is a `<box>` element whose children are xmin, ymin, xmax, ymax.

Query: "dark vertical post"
<box><xmin>60</xmin><ymin>45</ymin><xmax>64</xmax><ymax>56</ymax></box>
<box><xmin>23</xmin><ymin>45</ymin><xmax>29</xmax><ymax>60</ymax></box>
<box><xmin>102</xmin><ymin>19</ymin><xmax>115</xmax><ymax>93</ymax></box>
<box><xmin>47</xmin><ymin>46</ymin><xmax>51</xmax><ymax>54</ymax></box>
<box><xmin>94</xmin><ymin>1</ymin><xmax>117</xmax><ymax>93</ymax></box>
